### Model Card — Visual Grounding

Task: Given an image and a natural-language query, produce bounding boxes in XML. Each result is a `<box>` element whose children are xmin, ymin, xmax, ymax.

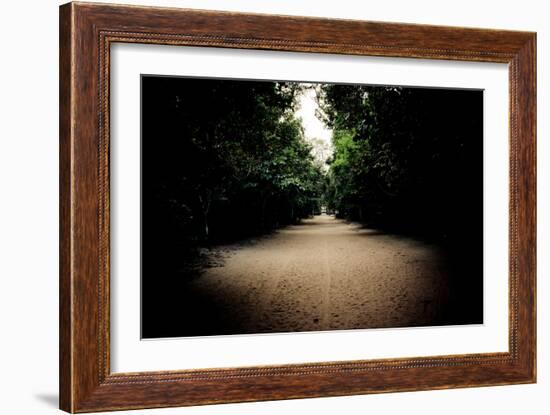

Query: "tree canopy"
<box><xmin>320</xmin><ymin>84</ymin><xmax>483</xmax><ymax>242</ymax></box>
<box><xmin>142</xmin><ymin>77</ymin><xmax>324</xmax><ymax>276</ymax></box>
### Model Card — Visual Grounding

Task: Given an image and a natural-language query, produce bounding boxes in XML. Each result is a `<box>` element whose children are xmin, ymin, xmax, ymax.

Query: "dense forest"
<box><xmin>142</xmin><ymin>77</ymin><xmax>324</xmax><ymax>279</ymax></box>
<box><xmin>320</xmin><ymin>85</ymin><xmax>483</xmax><ymax>242</ymax></box>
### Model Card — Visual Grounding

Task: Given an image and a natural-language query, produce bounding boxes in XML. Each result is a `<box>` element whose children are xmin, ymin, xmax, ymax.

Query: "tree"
<box><xmin>141</xmin><ymin>77</ymin><xmax>324</xmax><ymax>278</ymax></box>
<box><xmin>320</xmin><ymin>84</ymin><xmax>483</xmax><ymax>240</ymax></box>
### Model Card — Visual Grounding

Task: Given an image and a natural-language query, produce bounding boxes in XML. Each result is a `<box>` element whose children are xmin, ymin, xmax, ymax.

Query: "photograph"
<box><xmin>141</xmin><ymin>76</ymin><xmax>484</xmax><ymax>339</ymax></box>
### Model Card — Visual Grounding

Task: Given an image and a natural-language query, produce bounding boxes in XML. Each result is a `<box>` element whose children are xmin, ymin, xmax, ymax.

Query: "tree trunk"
<box><xmin>204</xmin><ymin>219</ymin><xmax>209</xmax><ymax>239</ymax></box>
<box><xmin>198</xmin><ymin>192</ymin><xmax>212</xmax><ymax>239</ymax></box>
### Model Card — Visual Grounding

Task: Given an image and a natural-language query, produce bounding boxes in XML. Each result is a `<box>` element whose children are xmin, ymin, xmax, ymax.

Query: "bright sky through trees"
<box><xmin>294</xmin><ymin>84</ymin><xmax>334</xmax><ymax>168</ymax></box>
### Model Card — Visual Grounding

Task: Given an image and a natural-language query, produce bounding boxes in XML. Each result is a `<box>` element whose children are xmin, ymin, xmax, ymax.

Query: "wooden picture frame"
<box><xmin>59</xmin><ymin>2</ymin><xmax>536</xmax><ymax>412</ymax></box>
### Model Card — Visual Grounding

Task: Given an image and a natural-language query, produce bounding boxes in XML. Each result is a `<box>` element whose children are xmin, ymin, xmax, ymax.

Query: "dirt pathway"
<box><xmin>178</xmin><ymin>215</ymin><xmax>450</xmax><ymax>336</ymax></box>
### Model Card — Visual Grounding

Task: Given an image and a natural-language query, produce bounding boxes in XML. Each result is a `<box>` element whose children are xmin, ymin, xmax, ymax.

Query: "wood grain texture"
<box><xmin>59</xmin><ymin>2</ymin><xmax>536</xmax><ymax>412</ymax></box>
<box><xmin>59</xmin><ymin>3</ymin><xmax>73</xmax><ymax>412</ymax></box>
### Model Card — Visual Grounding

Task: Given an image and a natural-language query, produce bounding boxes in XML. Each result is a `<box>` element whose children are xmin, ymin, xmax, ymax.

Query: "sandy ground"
<box><xmin>181</xmin><ymin>214</ymin><xmax>451</xmax><ymax>335</ymax></box>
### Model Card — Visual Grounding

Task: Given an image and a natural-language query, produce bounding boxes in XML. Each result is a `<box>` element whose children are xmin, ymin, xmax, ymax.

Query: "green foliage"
<box><xmin>320</xmin><ymin>84</ymin><xmax>483</xmax><ymax>238</ymax></box>
<box><xmin>142</xmin><ymin>77</ymin><xmax>323</xmax><ymax>253</ymax></box>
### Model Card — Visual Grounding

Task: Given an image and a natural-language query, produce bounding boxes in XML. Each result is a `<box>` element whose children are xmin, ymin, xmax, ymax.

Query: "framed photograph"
<box><xmin>59</xmin><ymin>2</ymin><xmax>536</xmax><ymax>412</ymax></box>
